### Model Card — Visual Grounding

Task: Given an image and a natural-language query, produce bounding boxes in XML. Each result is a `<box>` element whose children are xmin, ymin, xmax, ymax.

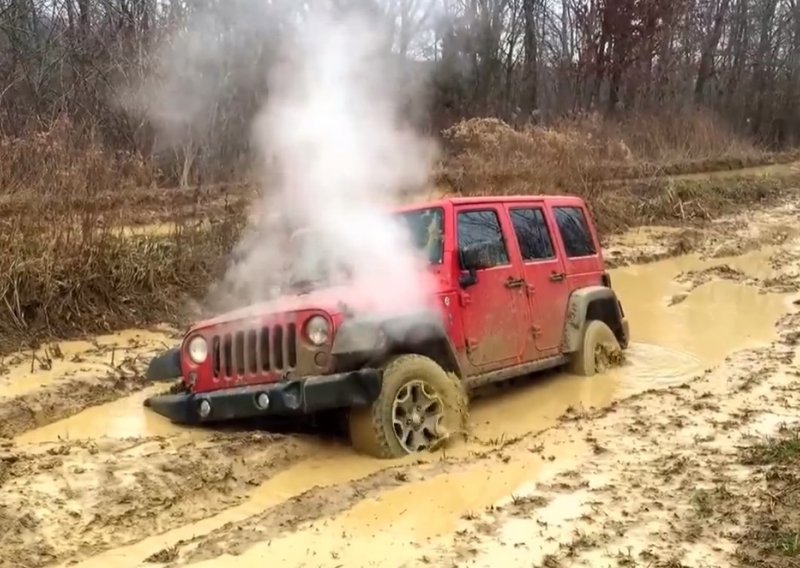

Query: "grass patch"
<box><xmin>773</xmin><ymin>533</ymin><xmax>800</xmax><ymax>557</ymax></box>
<box><xmin>691</xmin><ymin>485</ymin><xmax>733</xmax><ymax>519</ymax></box>
<box><xmin>741</xmin><ymin>431</ymin><xmax>800</xmax><ymax>466</ymax></box>
<box><xmin>737</xmin><ymin>426</ymin><xmax>800</xmax><ymax>567</ymax></box>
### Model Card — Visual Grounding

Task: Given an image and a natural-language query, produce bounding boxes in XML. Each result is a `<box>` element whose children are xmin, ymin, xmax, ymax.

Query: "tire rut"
<box><xmin>0</xmin><ymin>374</ymin><xmax>149</xmax><ymax>439</ymax></box>
<box><xmin>0</xmin><ymin>432</ymin><xmax>312</xmax><ymax>567</ymax></box>
<box><xmin>166</xmin><ymin>457</ymin><xmax>465</xmax><ymax>565</ymax></box>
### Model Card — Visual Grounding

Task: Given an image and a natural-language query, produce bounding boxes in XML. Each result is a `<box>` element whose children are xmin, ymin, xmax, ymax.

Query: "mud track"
<box><xmin>2</xmin><ymin>191</ymin><xmax>800</xmax><ymax>568</ymax></box>
<box><xmin>0</xmin><ymin>374</ymin><xmax>148</xmax><ymax>439</ymax></box>
<box><xmin>0</xmin><ymin>433</ymin><xmax>311</xmax><ymax>567</ymax></box>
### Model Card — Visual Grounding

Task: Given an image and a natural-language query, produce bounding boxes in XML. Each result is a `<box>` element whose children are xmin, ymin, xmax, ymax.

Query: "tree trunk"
<box><xmin>694</xmin><ymin>0</ymin><xmax>731</xmax><ymax>103</ymax></box>
<box><xmin>522</xmin><ymin>0</ymin><xmax>539</xmax><ymax>114</ymax></box>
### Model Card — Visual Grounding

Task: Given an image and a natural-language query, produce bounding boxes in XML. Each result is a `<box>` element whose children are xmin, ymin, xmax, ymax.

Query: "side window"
<box><xmin>554</xmin><ymin>206</ymin><xmax>597</xmax><ymax>258</ymax></box>
<box><xmin>457</xmin><ymin>209</ymin><xmax>510</xmax><ymax>268</ymax></box>
<box><xmin>510</xmin><ymin>208</ymin><xmax>555</xmax><ymax>261</ymax></box>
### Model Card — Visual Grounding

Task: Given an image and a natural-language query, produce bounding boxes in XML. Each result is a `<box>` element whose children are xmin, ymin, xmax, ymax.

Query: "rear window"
<box><xmin>554</xmin><ymin>206</ymin><xmax>596</xmax><ymax>258</ymax></box>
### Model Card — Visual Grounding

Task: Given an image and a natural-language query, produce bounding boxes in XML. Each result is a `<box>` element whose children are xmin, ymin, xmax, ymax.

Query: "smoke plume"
<box><xmin>225</xmin><ymin>6</ymin><xmax>438</xmax><ymax>314</ymax></box>
<box><xmin>130</xmin><ymin>2</ymin><xmax>439</xmax><ymax>318</ymax></box>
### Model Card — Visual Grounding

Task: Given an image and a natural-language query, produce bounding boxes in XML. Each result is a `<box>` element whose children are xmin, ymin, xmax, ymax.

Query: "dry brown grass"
<box><xmin>588</xmin><ymin>173</ymin><xmax>800</xmax><ymax>235</ymax></box>
<box><xmin>0</xmin><ymin>110</ymin><xmax>797</xmax><ymax>353</ymax></box>
<box><xmin>435</xmin><ymin>116</ymin><xmax>632</xmax><ymax>197</ymax></box>
<box><xmin>0</xmin><ymin>121</ymin><xmax>258</xmax><ymax>353</ymax></box>
<box><xmin>434</xmin><ymin>109</ymin><xmax>795</xmax><ymax>198</ymax></box>
<box><xmin>0</xmin><ymin>210</ymin><xmax>244</xmax><ymax>354</ymax></box>
<box><xmin>600</xmin><ymin>108</ymin><xmax>758</xmax><ymax>164</ymax></box>
<box><xmin>0</xmin><ymin>129</ymin><xmax>250</xmax><ymax>354</ymax></box>
<box><xmin>0</xmin><ymin>117</ymin><xmax>155</xmax><ymax>197</ymax></box>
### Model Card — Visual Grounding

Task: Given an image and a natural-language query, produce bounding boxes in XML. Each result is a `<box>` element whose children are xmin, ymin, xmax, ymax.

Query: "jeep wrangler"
<box><xmin>145</xmin><ymin>195</ymin><xmax>629</xmax><ymax>458</ymax></box>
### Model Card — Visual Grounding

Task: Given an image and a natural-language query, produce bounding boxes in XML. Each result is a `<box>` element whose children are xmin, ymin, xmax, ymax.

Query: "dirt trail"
<box><xmin>2</xmin><ymin>193</ymin><xmax>799</xmax><ymax>568</ymax></box>
<box><xmin>628</xmin><ymin>157</ymin><xmax>800</xmax><ymax>184</ymax></box>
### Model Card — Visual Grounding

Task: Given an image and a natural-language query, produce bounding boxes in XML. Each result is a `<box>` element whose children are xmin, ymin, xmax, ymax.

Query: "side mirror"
<box><xmin>460</xmin><ymin>240</ymin><xmax>499</xmax><ymax>272</ymax></box>
<box><xmin>458</xmin><ymin>240</ymin><xmax>502</xmax><ymax>289</ymax></box>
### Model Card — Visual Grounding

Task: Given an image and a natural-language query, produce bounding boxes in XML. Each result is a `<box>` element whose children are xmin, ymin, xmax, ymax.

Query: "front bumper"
<box><xmin>143</xmin><ymin>369</ymin><xmax>381</xmax><ymax>425</ymax></box>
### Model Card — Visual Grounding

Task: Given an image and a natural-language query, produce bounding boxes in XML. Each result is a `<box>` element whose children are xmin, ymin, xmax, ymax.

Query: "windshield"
<box><xmin>396</xmin><ymin>207</ymin><xmax>444</xmax><ymax>265</ymax></box>
<box><xmin>286</xmin><ymin>207</ymin><xmax>444</xmax><ymax>292</ymax></box>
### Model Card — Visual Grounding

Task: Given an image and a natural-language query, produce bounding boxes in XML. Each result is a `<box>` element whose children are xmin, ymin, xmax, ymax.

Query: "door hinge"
<box><xmin>459</xmin><ymin>292</ymin><xmax>472</xmax><ymax>306</ymax></box>
<box><xmin>531</xmin><ymin>325</ymin><xmax>542</xmax><ymax>337</ymax></box>
<box><xmin>526</xmin><ymin>283</ymin><xmax>535</xmax><ymax>295</ymax></box>
<box><xmin>466</xmin><ymin>338</ymin><xmax>478</xmax><ymax>351</ymax></box>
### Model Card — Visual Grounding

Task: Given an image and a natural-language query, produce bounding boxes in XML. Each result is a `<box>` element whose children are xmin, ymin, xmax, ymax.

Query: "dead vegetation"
<box><xmin>434</xmin><ymin>111</ymin><xmax>797</xmax><ymax>197</ymax></box>
<box><xmin>0</xmin><ymin>217</ymin><xmax>243</xmax><ymax>354</ymax></box>
<box><xmin>1</xmin><ymin>111</ymin><xmax>798</xmax><ymax>353</ymax></box>
<box><xmin>0</xmin><ymin>137</ymin><xmax>250</xmax><ymax>353</ymax></box>
<box><xmin>434</xmin><ymin>112</ymin><xmax>800</xmax><ymax>236</ymax></box>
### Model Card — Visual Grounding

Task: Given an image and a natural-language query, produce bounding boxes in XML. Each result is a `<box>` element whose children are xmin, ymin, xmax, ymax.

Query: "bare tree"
<box><xmin>3</xmin><ymin>0</ymin><xmax>800</xmax><ymax>187</ymax></box>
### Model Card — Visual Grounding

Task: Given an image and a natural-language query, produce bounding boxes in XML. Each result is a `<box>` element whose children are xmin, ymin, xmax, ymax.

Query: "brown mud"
<box><xmin>0</xmin><ymin>329</ymin><xmax>178</xmax><ymax>439</ymax></box>
<box><xmin>2</xmin><ymin>194</ymin><xmax>800</xmax><ymax>567</ymax></box>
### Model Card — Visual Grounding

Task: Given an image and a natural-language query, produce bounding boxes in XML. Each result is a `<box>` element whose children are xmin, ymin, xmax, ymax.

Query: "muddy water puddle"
<box><xmin>611</xmin><ymin>247</ymin><xmax>791</xmax><ymax>360</ymax></box>
<box><xmin>23</xmin><ymin>248</ymin><xmax>789</xmax><ymax>446</ymax></box>
<box><xmin>19</xmin><ymin>243</ymin><xmax>797</xmax><ymax>568</ymax></box>
<box><xmin>14</xmin><ymin>386</ymin><xmax>200</xmax><ymax>444</ymax></box>
<box><xmin>471</xmin><ymin>246</ymin><xmax>791</xmax><ymax>443</ymax></box>
<box><xmin>0</xmin><ymin>328</ymin><xmax>175</xmax><ymax>399</ymax></box>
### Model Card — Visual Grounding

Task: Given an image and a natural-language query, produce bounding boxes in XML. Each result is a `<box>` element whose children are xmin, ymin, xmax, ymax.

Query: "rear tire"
<box><xmin>568</xmin><ymin>320</ymin><xmax>621</xmax><ymax>376</ymax></box>
<box><xmin>348</xmin><ymin>354</ymin><xmax>468</xmax><ymax>459</ymax></box>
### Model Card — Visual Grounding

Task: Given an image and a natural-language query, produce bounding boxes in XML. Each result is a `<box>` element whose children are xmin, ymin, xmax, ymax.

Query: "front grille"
<box><xmin>211</xmin><ymin>323</ymin><xmax>297</xmax><ymax>380</ymax></box>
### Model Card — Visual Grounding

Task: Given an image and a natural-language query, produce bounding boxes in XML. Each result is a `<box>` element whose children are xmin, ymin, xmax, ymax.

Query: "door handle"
<box><xmin>549</xmin><ymin>271</ymin><xmax>566</xmax><ymax>282</ymax></box>
<box><xmin>505</xmin><ymin>277</ymin><xmax>525</xmax><ymax>289</ymax></box>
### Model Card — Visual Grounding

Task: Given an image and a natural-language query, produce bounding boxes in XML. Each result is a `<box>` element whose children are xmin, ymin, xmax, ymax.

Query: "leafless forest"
<box><xmin>2</xmin><ymin>0</ymin><xmax>800</xmax><ymax>187</ymax></box>
<box><xmin>2</xmin><ymin>0</ymin><xmax>800</xmax><ymax>353</ymax></box>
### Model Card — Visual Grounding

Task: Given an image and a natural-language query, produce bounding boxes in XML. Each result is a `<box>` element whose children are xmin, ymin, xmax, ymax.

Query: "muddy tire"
<box><xmin>568</xmin><ymin>320</ymin><xmax>621</xmax><ymax>377</ymax></box>
<box><xmin>348</xmin><ymin>354</ymin><xmax>468</xmax><ymax>459</ymax></box>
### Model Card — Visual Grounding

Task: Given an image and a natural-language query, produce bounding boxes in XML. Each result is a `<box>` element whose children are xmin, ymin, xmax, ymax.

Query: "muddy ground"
<box><xmin>1</xmin><ymin>193</ymin><xmax>799</xmax><ymax>567</ymax></box>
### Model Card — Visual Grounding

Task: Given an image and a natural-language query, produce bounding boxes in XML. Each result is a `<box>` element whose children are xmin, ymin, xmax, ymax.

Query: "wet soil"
<box><xmin>2</xmin><ymin>194</ymin><xmax>800</xmax><ymax>567</ymax></box>
<box><xmin>0</xmin><ymin>329</ymin><xmax>178</xmax><ymax>439</ymax></box>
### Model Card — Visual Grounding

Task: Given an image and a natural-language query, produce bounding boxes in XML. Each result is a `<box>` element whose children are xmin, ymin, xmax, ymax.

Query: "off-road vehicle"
<box><xmin>145</xmin><ymin>196</ymin><xmax>629</xmax><ymax>458</ymax></box>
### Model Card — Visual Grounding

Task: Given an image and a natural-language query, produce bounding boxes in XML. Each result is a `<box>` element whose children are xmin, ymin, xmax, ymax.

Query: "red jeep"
<box><xmin>145</xmin><ymin>195</ymin><xmax>629</xmax><ymax>458</ymax></box>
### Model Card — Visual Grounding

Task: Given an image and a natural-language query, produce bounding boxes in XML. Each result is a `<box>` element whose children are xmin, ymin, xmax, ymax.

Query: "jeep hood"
<box><xmin>191</xmin><ymin>283</ymin><xmax>436</xmax><ymax>332</ymax></box>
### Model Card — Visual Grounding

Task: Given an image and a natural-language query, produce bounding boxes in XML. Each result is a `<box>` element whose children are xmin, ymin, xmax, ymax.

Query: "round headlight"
<box><xmin>305</xmin><ymin>316</ymin><xmax>329</xmax><ymax>346</ymax></box>
<box><xmin>187</xmin><ymin>336</ymin><xmax>208</xmax><ymax>364</ymax></box>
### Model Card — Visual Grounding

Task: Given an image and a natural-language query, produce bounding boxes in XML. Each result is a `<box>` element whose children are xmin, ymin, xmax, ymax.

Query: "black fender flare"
<box><xmin>562</xmin><ymin>286</ymin><xmax>627</xmax><ymax>352</ymax></box>
<box><xmin>146</xmin><ymin>346</ymin><xmax>182</xmax><ymax>382</ymax></box>
<box><xmin>331</xmin><ymin>310</ymin><xmax>463</xmax><ymax>378</ymax></box>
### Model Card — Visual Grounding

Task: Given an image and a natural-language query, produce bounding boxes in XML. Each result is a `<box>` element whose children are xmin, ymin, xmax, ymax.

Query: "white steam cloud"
<box><xmin>231</xmin><ymin>8</ymin><xmax>438</xmax><ymax>314</ymax></box>
<box><xmin>131</xmin><ymin>3</ymin><xmax>439</xmax><ymax>318</ymax></box>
